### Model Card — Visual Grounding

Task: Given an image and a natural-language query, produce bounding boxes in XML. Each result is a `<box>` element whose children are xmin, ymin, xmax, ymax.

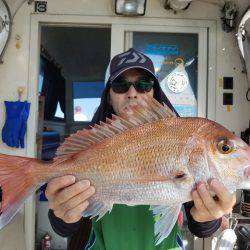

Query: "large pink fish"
<box><xmin>0</xmin><ymin>97</ymin><xmax>249</xmax><ymax>244</ymax></box>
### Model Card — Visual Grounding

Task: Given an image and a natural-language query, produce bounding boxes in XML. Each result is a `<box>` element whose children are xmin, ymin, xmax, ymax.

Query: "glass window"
<box><xmin>73</xmin><ymin>81</ymin><xmax>105</xmax><ymax>122</ymax></box>
<box><xmin>55</xmin><ymin>102</ymin><xmax>64</xmax><ymax>119</ymax></box>
<box><xmin>132</xmin><ymin>32</ymin><xmax>198</xmax><ymax>117</ymax></box>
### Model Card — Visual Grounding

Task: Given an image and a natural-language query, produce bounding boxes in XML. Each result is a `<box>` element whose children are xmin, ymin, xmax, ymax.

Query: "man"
<box><xmin>74</xmin><ymin>106</ymin><xmax>88</xmax><ymax>121</ymax></box>
<box><xmin>46</xmin><ymin>48</ymin><xmax>236</xmax><ymax>249</ymax></box>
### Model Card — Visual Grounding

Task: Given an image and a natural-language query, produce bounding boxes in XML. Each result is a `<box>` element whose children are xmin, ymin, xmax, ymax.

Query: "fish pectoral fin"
<box><xmin>150</xmin><ymin>204</ymin><xmax>182</xmax><ymax>245</ymax></box>
<box><xmin>82</xmin><ymin>199</ymin><xmax>113</xmax><ymax>221</ymax></box>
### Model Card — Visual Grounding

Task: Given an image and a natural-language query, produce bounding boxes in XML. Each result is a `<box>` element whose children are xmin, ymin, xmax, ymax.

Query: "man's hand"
<box><xmin>190</xmin><ymin>179</ymin><xmax>236</xmax><ymax>222</ymax></box>
<box><xmin>45</xmin><ymin>175</ymin><xmax>95</xmax><ymax>224</ymax></box>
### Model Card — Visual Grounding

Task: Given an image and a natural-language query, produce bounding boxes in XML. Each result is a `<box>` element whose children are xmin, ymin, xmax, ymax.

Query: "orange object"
<box><xmin>178</xmin><ymin>211</ymin><xmax>183</xmax><ymax>226</ymax></box>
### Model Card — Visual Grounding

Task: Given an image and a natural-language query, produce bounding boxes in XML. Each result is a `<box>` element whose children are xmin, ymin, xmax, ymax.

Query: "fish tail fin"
<box><xmin>0</xmin><ymin>153</ymin><xmax>41</xmax><ymax>229</ymax></box>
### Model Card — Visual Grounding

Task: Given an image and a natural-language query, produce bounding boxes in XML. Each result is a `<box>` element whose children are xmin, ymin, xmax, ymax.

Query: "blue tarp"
<box><xmin>73</xmin><ymin>81</ymin><xmax>105</xmax><ymax>98</ymax></box>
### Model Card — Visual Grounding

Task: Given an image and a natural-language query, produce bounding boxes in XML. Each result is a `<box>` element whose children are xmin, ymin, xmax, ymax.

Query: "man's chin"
<box><xmin>121</xmin><ymin>107</ymin><xmax>128</xmax><ymax>113</ymax></box>
<box><xmin>122</xmin><ymin>104</ymin><xmax>138</xmax><ymax>112</ymax></box>
<box><xmin>121</xmin><ymin>98</ymin><xmax>150</xmax><ymax>115</ymax></box>
<box><xmin>120</xmin><ymin>106</ymin><xmax>132</xmax><ymax>115</ymax></box>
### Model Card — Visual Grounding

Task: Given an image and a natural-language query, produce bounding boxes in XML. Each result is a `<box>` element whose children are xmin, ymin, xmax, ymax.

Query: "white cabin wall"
<box><xmin>0</xmin><ymin>0</ymin><xmax>249</xmax><ymax>249</ymax></box>
<box><xmin>0</xmin><ymin>3</ymin><xmax>33</xmax><ymax>154</ymax></box>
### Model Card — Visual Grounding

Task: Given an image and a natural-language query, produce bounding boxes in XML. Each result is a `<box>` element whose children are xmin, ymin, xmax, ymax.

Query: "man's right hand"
<box><xmin>45</xmin><ymin>175</ymin><xmax>95</xmax><ymax>223</ymax></box>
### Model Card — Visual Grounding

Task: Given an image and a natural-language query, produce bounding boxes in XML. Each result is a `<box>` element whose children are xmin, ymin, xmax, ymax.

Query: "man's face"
<box><xmin>109</xmin><ymin>68</ymin><xmax>154</xmax><ymax>115</ymax></box>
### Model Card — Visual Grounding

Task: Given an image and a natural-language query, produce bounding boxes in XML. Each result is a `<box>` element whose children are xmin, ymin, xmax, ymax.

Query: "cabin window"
<box><xmin>72</xmin><ymin>81</ymin><xmax>105</xmax><ymax>122</ymax></box>
<box><xmin>132</xmin><ymin>32</ymin><xmax>198</xmax><ymax>117</ymax></box>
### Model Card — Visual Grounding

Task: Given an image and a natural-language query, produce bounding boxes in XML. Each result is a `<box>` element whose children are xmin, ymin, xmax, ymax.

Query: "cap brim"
<box><xmin>108</xmin><ymin>66</ymin><xmax>158</xmax><ymax>84</ymax></box>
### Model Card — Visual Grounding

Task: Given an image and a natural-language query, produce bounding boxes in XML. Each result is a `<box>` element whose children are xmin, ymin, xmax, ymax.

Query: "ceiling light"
<box><xmin>115</xmin><ymin>0</ymin><xmax>147</xmax><ymax>16</ymax></box>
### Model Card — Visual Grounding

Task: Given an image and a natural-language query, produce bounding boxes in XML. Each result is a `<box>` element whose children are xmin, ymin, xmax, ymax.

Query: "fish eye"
<box><xmin>217</xmin><ymin>139</ymin><xmax>234</xmax><ymax>154</ymax></box>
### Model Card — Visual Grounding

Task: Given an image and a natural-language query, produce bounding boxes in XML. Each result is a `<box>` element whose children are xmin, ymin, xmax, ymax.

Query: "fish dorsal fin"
<box><xmin>55</xmin><ymin>96</ymin><xmax>176</xmax><ymax>161</ymax></box>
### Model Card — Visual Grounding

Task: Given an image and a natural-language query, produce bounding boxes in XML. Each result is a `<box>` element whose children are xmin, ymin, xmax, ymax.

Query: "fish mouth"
<box><xmin>244</xmin><ymin>165</ymin><xmax>250</xmax><ymax>178</ymax></box>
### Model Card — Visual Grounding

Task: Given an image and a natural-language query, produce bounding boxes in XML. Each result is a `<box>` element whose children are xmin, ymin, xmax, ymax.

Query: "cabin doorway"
<box><xmin>35</xmin><ymin>25</ymin><xmax>111</xmax><ymax>249</ymax></box>
<box><xmin>26</xmin><ymin>15</ymin><xmax>215</xmax><ymax>250</ymax></box>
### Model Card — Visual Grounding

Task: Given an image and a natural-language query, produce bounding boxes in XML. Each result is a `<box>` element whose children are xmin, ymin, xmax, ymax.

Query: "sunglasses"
<box><xmin>110</xmin><ymin>78</ymin><xmax>155</xmax><ymax>94</ymax></box>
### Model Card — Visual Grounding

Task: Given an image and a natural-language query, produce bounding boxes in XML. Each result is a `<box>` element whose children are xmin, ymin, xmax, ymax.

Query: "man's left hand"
<box><xmin>190</xmin><ymin>179</ymin><xmax>236</xmax><ymax>222</ymax></box>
